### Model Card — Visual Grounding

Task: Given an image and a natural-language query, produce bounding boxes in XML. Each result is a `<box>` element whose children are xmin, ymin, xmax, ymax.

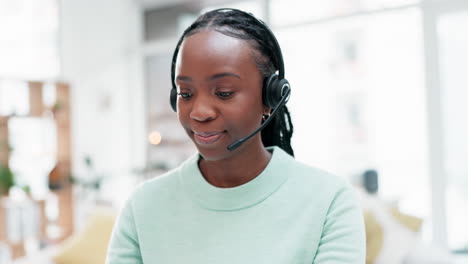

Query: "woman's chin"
<box><xmin>195</xmin><ymin>146</ymin><xmax>230</xmax><ymax>162</ymax></box>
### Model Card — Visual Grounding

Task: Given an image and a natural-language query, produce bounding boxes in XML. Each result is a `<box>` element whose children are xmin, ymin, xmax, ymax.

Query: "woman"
<box><xmin>107</xmin><ymin>8</ymin><xmax>365</xmax><ymax>264</ymax></box>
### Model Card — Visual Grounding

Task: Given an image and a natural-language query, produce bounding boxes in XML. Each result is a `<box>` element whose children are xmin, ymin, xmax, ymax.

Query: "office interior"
<box><xmin>0</xmin><ymin>0</ymin><xmax>467</xmax><ymax>263</ymax></box>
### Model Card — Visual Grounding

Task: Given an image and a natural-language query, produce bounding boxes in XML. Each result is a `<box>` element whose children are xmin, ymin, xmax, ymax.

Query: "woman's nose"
<box><xmin>189</xmin><ymin>95</ymin><xmax>216</xmax><ymax>122</ymax></box>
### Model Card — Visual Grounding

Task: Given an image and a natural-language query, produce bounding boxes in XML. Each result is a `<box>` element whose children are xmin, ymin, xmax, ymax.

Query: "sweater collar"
<box><xmin>179</xmin><ymin>146</ymin><xmax>293</xmax><ymax>211</ymax></box>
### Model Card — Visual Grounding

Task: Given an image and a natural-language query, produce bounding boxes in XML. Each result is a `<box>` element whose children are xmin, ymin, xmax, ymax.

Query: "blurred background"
<box><xmin>0</xmin><ymin>0</ymin><xmax>467</xmax><ymax>263</ymax></box>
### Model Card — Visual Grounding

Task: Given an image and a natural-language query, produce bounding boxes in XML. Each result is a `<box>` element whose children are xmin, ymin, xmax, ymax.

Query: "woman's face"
<box><xmin>174</xmin><ymin>30</ymin><xmax>265</xmax><ymax>161</ymax></box>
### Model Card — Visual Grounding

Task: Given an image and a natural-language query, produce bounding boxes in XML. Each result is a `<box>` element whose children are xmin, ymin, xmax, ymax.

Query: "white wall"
<box><xmin>59</xmin><ymin>0</ymin><xmax>145</xmax><ymax>186</ymax></box>
<box><xmin>438</xmin><ymin>10</ymin><xmax>468</xmax><ymax>249</ymax></box>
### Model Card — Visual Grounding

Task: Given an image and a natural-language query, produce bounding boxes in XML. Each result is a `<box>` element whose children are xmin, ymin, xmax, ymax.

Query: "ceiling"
<box><xmin>138</xmin><ymin>0</ymin><xmax>234</xmax><ymax>10</ymax></box>
<box><xmin>138</xmin><ymin>0</ymin><xmax>188</xmax><ymax>10</ymax></box>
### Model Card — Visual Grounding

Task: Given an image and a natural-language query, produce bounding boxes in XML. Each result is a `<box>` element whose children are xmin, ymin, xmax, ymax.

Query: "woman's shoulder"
<box><xmin>127</xmin><ymin>166</ymin><xmax>183</xmax><ymax>203</ymax></box>
<box><xmin>129</xmin><ymin>153</ymin><xmax>200</xmax><ymax>201</ymax></box>
<box><xmin>270</xmin><ymin>147</ymin><xmax>351</xmax><ymax>197</ymax></box>
<box><xmin>295</xmin><ymin>161</ymin><xmax>346</xmax><ymax>185</ymax></box>
<box><xmin>284</xmin><ymin>158</ymin><xmax>353</xmax><ymax>199</ymax></box>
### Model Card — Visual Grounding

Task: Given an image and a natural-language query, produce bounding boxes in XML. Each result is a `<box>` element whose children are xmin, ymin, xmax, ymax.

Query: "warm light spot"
<box><xmin>148</xmin><ymin>131</ymin><xmax>162</xmax><ymax>145</ymax></box>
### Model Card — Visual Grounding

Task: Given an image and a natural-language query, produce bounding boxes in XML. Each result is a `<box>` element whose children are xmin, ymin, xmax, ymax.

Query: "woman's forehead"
<box><xmin>176</xmin><ymin>30</ymin><xmax>256</xmax><ymax>73</ymax></box>
<box><xmin>182</xmin><ymin>31</ymin><xmax>249</xmax><ymax>55</ymax></box>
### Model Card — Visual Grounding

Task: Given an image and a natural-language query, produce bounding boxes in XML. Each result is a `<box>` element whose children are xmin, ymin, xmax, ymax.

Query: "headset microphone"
<box><xmin>227</xmin><ymin>86</ymin><xmax>290</xmax><ymax>151</ymax></box>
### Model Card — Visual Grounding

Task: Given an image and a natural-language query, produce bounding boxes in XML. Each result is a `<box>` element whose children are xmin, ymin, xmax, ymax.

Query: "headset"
<box><xmin>170</xmin><ymin>8</ymin><xmax>291</xmax><ymax>151</ymax></box>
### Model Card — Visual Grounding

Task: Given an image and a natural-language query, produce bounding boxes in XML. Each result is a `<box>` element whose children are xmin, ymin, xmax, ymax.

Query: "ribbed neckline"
<box><xmin>179</xmin><ymin>146</ymin><xmax>293</xmax><ymax>211</ymax></box>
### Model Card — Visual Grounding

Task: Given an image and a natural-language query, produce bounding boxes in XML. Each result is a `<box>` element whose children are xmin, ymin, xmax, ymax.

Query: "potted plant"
<box><xmin>0</xmin><ymin>164</ymin><xmax>14</xmax><ymax>196</ymax></box>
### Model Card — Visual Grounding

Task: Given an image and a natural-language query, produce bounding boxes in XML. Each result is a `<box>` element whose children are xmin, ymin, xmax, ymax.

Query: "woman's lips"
<box><xmin>193</xmin><ymin>131</ymin><xmax>224</xmax><ymax>145</ymax></box>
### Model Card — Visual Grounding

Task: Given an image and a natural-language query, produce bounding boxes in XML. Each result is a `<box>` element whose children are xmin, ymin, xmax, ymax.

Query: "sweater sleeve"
<box><xmin>106</xmin><ymin>197</ymin><xmax>143</xmax><ymax>264</ymax></box>
<box><xmin>312</xmin><ymin>183</ymin><xmax>366</xmax><ymax>264</ymax></box>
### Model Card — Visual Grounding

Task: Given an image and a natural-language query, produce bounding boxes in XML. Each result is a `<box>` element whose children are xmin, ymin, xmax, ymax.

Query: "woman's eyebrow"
<box><xmin>208</xmin><ymin>72</ymin><xmax>241</xmax><ymax>81</ymax></box>
<box><xmin>176</xmin><ymin>76</ymin><xmax>192</xmax><ymax>82</ymax></box>
<box><xmin>176</xmin><ymin>72</ymin><xmax>241</xmax><ymax>83</ymax></box>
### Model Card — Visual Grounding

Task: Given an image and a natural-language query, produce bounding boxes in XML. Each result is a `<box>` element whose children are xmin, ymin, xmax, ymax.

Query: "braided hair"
<box><xmin>171</xmin><ymin>8</ymin><xmax>294</xmax><ymax>157</ymax></box>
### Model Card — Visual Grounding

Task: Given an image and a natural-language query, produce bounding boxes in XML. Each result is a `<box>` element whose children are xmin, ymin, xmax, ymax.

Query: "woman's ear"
<box><xmin>263</xmin><ymin>107</ymin><xmax>272</xmax><ymax>116</ymax></box>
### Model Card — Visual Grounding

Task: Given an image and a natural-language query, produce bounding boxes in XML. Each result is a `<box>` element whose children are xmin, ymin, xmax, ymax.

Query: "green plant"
<box><xmin>20</xmin><ymin>184</ymin><xmax>31</xmax><ymax>195</ymax></box>
<box><xmin>0</xmin><ymin>164</ymin><xmax>15</xmax><ymax>196</ymax></box>
<box><xmin>52</xmin><ymin>101</ymin><xmax>63</xmax><ymax>112</ymax></box>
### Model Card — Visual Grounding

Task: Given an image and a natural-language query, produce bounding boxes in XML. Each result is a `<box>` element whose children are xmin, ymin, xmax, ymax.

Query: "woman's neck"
<box><xmin>198</xmin><ymin>145</ymin><xmax>272</xmax><ymax>188</ymax></box>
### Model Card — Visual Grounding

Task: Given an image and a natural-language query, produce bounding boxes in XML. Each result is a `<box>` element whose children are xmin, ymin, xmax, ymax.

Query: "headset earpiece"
<box><xmin>263</xmin><ymin>74</ymin><xmax>290</xmax><ymax>109</ymax></box>
<box><xmin>170</xmin><ymin>88</ymin><xmax>177</xmax><ymax>112</ymax></box>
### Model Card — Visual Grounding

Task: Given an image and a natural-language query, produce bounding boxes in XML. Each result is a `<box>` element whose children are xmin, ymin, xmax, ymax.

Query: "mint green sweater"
<box><xmin>106</xmin><ymin>147</ymin><xmax>365</xmax><ymax>263</ymax></box>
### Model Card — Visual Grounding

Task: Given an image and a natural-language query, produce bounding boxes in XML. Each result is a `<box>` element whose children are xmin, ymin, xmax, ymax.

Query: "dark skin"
<box><xmin>175</xmin><ymin>30</ymin><xmax>272</xmax><ymax>188</ymax></box>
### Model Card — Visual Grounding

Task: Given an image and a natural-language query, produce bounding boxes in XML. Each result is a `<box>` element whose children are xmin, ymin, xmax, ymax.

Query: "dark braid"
<box><xmin>262</xmin><ymin>105</ymin><xmax>294</xmax><ymax>156</ymax></box>
<box><xmin>172</xmin><ymin>9</ymin><xmax>294</xmax><ymax>157</ymax></box>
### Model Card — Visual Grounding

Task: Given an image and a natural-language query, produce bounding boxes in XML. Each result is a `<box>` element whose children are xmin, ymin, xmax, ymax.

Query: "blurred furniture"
<box><xmin>354</xmin><ymin>169</ymin><xmax>458</xmax><ymax>263</ymax></box>
<box><xmin>361</xmin><ymin>190</ymin><xmax>456</xmax><ymax>264</ymax></box>
<box><xmin>0</xmin><ymin>80</ymin><xmax>72</xmax><ymax>187</ymax></box>
<box><xmin>0</xmin><ymin>195</ymin><xmax>46</xmax><ymax>259</ymax></box>
<box><xmin>0</xmin><ymin>80</ymin><xmax>74</xmax><ymax>259</ymax></box>
<box><xmin>13</xmin><ymin>206</ymin><xmax>116</xmax><ymax>264</ymax></box>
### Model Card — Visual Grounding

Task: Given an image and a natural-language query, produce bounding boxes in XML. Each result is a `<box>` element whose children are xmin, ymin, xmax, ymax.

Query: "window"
<box><xmin>271</xmin><ymin>0</ymin><xmax>420</xmax><ymax>26</ymax></box>
<box><xmin>271</xmin><ymin>0</ymin><xmax>468</xmax><ymax>251</ymax></box>
<box><xmin>276</xmin><ymin>7</ymin><xmax>429</xmax><ymax>225</ymax></box>
<box><xmin>0</xmin><ymin>0</ymin><xmax>60</xmax><ymax>79</ymax></box>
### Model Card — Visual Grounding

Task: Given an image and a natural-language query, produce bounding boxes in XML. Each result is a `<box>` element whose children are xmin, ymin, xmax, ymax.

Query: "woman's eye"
<box><xmin>177</xmin><ymin>92</ymin><xmax>192</xmax><ymax>99</ymax></box>
<box><xmin>216</xmin><ymin>91</ymin><xmax>233</xmax><ymax>98</ymax></box>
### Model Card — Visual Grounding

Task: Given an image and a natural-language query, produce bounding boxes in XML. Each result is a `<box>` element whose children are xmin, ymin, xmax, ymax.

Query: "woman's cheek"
<box><xmin>177</xmin><ymin>107</ymin><xmax>190</xmax><ymax>128</ymax></box>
